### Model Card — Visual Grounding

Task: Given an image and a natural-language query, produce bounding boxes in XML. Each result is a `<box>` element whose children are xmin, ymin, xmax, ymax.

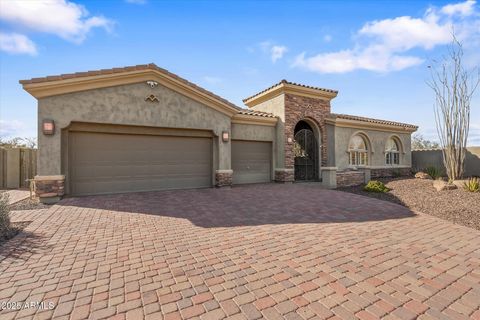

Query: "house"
<box><xmin>20</xmin><ymin>64</ymin><xmax>417</xmax><ymax>202</ymax></box>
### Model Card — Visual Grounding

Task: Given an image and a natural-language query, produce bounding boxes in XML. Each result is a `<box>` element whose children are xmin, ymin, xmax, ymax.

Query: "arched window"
<box><xmin>348</xmin><ymin>135</ymin><xmax>368</xmax><ymax>166</ymax></box>
<box><xmin>385</xmin><ymin>137</ymin><xmax>400</xmax><ymax>165</ymax></box>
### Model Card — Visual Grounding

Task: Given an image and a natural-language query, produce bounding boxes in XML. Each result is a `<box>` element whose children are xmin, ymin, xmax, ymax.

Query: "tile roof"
<box><xmin>243</xmin><ymin>79</ymin><xmax>338</xmax><ymax>103</ymax></box>
<box><xmin>237</xmin><ymin>109</ymin><xmax>276</xmax><ymax>118</ymax></box>
<box><xmin>20</xmin><ymin>63</ymin><xmax>244</xmax><ymax>112</ymax></box>
<box><xmin>329</xmin><ymin>113</ymin><xmax>418</xmax><ymax>129</ymax></box>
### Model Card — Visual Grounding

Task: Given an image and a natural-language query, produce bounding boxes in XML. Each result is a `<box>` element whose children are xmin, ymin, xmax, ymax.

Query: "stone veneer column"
<box><xmin>274</xmin><ymin>169</ymin><xmax>294</xmax><ymax>183</ymax></box>
<box><xmin>34</xmin><ymin>175</ymin><xmax>65</xmax><ymax>204</ymax></box>
<box><xmin>215</xmin><ymin>170</ymin><xmax>233</xmax><ymax>187</ymax></box>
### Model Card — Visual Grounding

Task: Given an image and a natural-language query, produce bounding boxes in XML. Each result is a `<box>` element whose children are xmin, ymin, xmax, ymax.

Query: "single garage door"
<box><xmin>69</xmin><ymin>131</ymin><xmax>212</xmax><ymax>195</ymax></box>
<box><xmin>232</xmin><ymin>140</ymin><xmax>271</xmax><ymax>184</ymax></box>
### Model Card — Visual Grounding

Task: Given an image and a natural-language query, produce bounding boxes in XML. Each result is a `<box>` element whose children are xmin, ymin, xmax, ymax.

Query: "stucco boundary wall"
<box><xmin>412</xmin><ymin>147</ymin><xmax>480</xmax><ymax>177</ymax></box>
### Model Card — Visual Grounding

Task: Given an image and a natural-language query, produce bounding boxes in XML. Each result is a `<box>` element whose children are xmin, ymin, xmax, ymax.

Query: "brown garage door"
<box><xmin>69</xmin><ymin>132</ymin><xmax>212</xmax><ymax>195</ymax></box>
<box><xmin>232</xmin><ymin>140</ymin><xmax>271</xmax><ymax>184</ymax></box>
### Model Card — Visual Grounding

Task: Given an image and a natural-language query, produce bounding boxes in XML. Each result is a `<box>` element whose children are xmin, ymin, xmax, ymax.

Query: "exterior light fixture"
<box><xmin>42</xmin><ymin>119</ymin><xmax>55</xmax><ymax>135</ymax></box>
<box><xmin>287</xmin><ymin>137</ymin><xmax>293</xmax><ymax>143</ymax></box>
<box><xmin>222</xmin><ymin>131</ymin><xmax>229</xmax><ymax>142</ymax></box>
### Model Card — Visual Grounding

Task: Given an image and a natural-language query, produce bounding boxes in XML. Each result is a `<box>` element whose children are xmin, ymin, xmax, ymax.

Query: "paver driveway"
<box><xmin>1</xmin><ymin>184</ymin><xmax>479</xmax><ymax>320</ymax></box>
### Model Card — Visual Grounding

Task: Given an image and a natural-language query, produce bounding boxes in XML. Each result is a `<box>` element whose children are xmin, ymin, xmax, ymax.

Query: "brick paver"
<box><xmin>1</xmin><ymin>183</ymin><xmax>479</xmax><ymax>319</ymax></box>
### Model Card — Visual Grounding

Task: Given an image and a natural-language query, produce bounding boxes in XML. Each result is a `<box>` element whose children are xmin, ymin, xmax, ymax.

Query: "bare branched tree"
<box><xmin>427</xmin><ymin>34</ymin><xmax>479</xmax><ymax>181</ymax></box>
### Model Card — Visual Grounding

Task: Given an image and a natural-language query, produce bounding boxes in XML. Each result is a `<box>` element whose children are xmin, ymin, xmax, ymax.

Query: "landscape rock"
<box><xmin>452</xmin><ymin>180</ymin><xmax>468</xmax><ymax>189</ymax></box>
<box><xmin>433</xmin><ymin>179</ymin><xmax>457</xmax><ymax>191</ymax></box>
<box><xmin>415</xmin><ymin>172</ymin><xmax>431</xmax><ymax>179</ymax></box>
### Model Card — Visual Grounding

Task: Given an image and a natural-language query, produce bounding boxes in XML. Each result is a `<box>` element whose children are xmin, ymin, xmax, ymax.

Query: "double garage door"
<box><xmin>68</xmin><ymin>132</ymin><xmax>272</xmax><ymax>196</ymax></box>
<box><xmin>69</xmin><ymin>131</ymin><xmax>212</xmax><ymax>196</ymax></box>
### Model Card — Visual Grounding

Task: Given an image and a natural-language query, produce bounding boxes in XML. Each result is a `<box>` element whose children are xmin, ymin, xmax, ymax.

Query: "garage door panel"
<box><xmin>69</xmin><ymin>132</ymin><xmax>212</xmax><ymax>195</ymax></box>
<box><xmin>232</xmin><ymin>140</ymin><xmax>272</xmax><ymax>184</ymax></box>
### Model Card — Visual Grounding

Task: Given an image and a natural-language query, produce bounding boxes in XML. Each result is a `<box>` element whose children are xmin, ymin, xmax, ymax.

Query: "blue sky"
<box><xmin>1</xmin><ymin>0</ymin><xmax>479</xmax><ymax>145</ymax></box>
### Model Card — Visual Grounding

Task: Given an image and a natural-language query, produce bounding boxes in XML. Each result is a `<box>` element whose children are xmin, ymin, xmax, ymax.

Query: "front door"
<box><xmin>294</xmin><ymin>129</ymin><xmax>318</xmax><ymax>181</ymax></box>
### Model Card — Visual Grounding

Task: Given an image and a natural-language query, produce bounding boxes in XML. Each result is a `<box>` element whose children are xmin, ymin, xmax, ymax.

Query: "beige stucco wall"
<box><xmin>334</xmin><ymin>126</ymin><xmax>412</xmax><ymax>170</ymax></box>
<box><xmin>250</xmin><ymin>94</ymin><xmax>285</xmax><ymax>169</ymax></box>
<box><xmin>37</xmin><ymin>81</ymin><xmax>232</xmax><ymax>176</ymax></box>
<box><xmin>231</xmin><ymin>123</ymin><xmax>275</xmax><ymax>142</ymax></box>
<box><xmin>326</xmin><ymin>124</ymin><xmax>336</xmax><ymax>167</ymax></box>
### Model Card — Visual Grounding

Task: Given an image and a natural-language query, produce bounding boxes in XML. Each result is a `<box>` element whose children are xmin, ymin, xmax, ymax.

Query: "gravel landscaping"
<box><xmin>8</xmin><ymin>197</ymin><xmax>50</xmax><ymax>211</ymax></box>
<box><xmin>338</xmin><ymin>177</ymin><xmax>480</xmax><ymax>230</ymax></box>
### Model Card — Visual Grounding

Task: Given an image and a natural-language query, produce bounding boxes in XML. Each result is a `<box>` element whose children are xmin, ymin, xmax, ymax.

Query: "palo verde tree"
<box><xmin>428</xmin><ymin>34</ymin><xmax>479</xmax><ymax>181</ymax></box>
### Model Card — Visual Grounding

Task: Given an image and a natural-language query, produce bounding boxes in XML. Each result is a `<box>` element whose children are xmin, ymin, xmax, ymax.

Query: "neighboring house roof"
<box><xmin>243</xmin><ymin>79</ymin><xmax>338</xmax><ymax>107</ymax></box>
<box><xmin>327</xmin><ymin>113</ymin><xmax>418</xmax><ymax>130</ymax></box>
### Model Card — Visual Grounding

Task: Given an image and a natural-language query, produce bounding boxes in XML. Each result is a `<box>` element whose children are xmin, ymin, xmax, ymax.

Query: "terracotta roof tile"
<box><xmin>237</xmin><ymin>109</ymin><xmax>276</xmax><ymax>118</ymax></box>
<box><xmin>20</xmin><ymin>63</ymin><xmax>242</xmax><ymax>111</ymax></box>
<box><xmin>243</xmin><ymin>79</ymin><xmax>338</xmax><ymax>103</ymax></box>
<box><xmin>329</xmin><ymin>113</ymin><xmax>418</xmax><ymax>129</ymax></box>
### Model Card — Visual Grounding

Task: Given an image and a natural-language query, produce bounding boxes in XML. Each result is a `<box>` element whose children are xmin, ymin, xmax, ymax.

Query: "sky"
<box><xmin>0</xmin><ymin>0</ymin><xmax>479</xmax><ymax>145</ymax></box>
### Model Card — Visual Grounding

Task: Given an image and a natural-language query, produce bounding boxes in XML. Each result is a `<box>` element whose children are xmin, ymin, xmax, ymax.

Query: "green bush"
<box><xmin>425</xmin><ymin>166</ymin><xmax>442</xmax><ymax>179</ymax></box>
<box><xmin>464</xmin><ymin>177</ymin><xmax>479</xmax><ymax>192</ymax></box>
<box><xmin>364</xmin><ymin>180</ymin><xmax>389</xmax><ymax>193</ymax></box>
<box><xmin>0</xmin><ymin>192</ymin><xmax>12</xmax><ymax>239</ymax></box>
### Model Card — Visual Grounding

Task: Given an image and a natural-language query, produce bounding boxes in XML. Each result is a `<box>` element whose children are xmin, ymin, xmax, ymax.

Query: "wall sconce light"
<box><xmin>287</xmin><ymin>137</ymin><xmax>293</xmax><ymax>143</ymax></box>
<box><xmin>222</xmin><ymin>131</ymin><xmax>229</xmax><ymax>142</ymax></box>
<box><xmin>42</xmin><ymin>119</ymin><xmax>55</xmax><ymax>135</ymax></box>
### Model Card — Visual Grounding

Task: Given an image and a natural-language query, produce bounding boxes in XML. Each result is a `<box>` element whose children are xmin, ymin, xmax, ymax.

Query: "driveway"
<box><xmin>1</xmin><ymin>184</ymin><xmax>479</xmax><ymax>320</ymax></box>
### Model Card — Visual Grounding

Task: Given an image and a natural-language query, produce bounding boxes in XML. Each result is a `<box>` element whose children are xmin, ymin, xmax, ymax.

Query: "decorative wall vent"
<box><xmin>146</xmin><ymin>80</ymin><xmax>158</xmax><ymax>88</ymax></box>
<box><xmin>145</xmin><ymin>94</ymin><xmax>159</xmax><ymax>102</ymax></box>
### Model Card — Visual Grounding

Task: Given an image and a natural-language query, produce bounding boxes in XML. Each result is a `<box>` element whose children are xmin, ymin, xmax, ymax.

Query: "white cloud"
<box><xmin>203</xmin><ymin>76</ymin><xmax>222</xmax><ymax>85</ymax></box>
<box><xmin>271</xmin><ymin>45</ymin><xmax>287</xmax><ymax>63</ymax></box>
<box><xmin>294</xmin><ymin>0</ymin><xmax>479</xmax><ymax>74</ymax></box>
<box><xmin>0</xmin><ymin>32</ymin><xmax>37</xmax><ymax>55</ymax></box>
<box><xmin>257</xmin><ymin>41</ymin><xmax>288</xmax><ymax>62</ymax></box>
<box><xmin>441</xmin><ymin>0</ymin><xmax>476</xmax><ymax>16</ymax></box>
<box><xmin>0</xmin><ymin>120</ymin><xmax>29</xmax><ymax>137</ymax></box>
<box><xmin>293</xmin><ymin>48</ymin><xmax>423</xmax><ymax>73</ymax></box>
<box><xmin>0</xmin><ymin>0</ymin><xmax>113</xmax><ymax>44</ymax></box>
<box><xmin>323</xmin><ymin>34</ymin><xmax>332</xmax><ymax>42</ymax></box>
<box><xmin>358</xmin><ymin>14</ymin><xmax>452</xmax><ymax>51</ymax></box>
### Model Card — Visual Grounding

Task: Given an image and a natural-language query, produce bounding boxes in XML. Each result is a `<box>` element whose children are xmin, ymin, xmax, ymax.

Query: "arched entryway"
<box><xmin>294</xmin><ymin>120</ymin><xmax>319</xmax><ymax>181</ymax></box>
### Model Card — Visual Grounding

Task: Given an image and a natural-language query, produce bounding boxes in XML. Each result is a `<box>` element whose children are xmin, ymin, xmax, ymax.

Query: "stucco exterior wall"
<box><xmin>334</xmin><ymin>126</ymin><xmax>412</xmax><ymax>170</ymax></box>
<box><xmin>231</xmin><ymin>123</ymin><xmax>275</xmax><ymax>141</ymax></box>
<box><xmin>37</xmin><ymin>81</ymin><xmax>232</xmax><ymax>176</ymax></box>
<box><xmin>325</xmin><ymin>123</ymin><xmax>336</xmax><ymax>167</ymax></box>
<box><xmin>250</xmin><ymin>94</ymin><xmax>285</xmax><ymax>169</ymax></box>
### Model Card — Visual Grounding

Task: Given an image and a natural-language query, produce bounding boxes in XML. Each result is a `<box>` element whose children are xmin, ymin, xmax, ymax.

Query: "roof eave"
<box><xmin>244</xmin><ymin>82</ymin><xmax>338</xmax><ymax>108</ymax></box>
<box><xmin>21</xmin><ymin>68</ymin><xmax>240</xmax><ymax>117</ymax></box>
<box><xmin>231</xmin><ymin>113</ymin><xmax>278</xmax><ymax>126</ymax></box>
<box><xmin>325</xmin><ymin>117</ymin><xmax>418</xmax><ymax>133</ymax></box>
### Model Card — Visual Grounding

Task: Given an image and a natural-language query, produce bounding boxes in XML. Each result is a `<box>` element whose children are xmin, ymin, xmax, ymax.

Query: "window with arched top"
<box><xmin>348</xmin><ymin>134</ymin><xmax>368</xmax><ymax>166</ymax></box>
<box><xmin>385</xmin><ymin>137</ymin><xmax>400</xmax><ymax>165</ymax></box>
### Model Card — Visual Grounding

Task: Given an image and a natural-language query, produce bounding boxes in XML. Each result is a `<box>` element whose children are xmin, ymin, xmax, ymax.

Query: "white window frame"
<box><xmin>348</xmin><ymin>135</ymin><xmax>369</xmax><ymax>167</ymax></box>
<box><xmin>385</xmin><ymin>138</ymin><xmax>400</xmax><ymax>165</ymax></box>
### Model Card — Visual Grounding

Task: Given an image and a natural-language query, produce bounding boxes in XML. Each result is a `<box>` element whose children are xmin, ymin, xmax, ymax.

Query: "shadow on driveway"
<box><xmin>57</xmin><ymin>183</ymin><xmax>416</xmax><ymax>228</ymax></box>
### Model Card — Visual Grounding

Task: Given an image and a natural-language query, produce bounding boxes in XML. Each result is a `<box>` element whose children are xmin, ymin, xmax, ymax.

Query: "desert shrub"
<box><xmin>364</xmin><ymin>180</ymin><xmax>389</xmax><ymax>193</ymax></box>
<box><xmin>425</xmin><ymin>166</ymin><xmax>442</xmax><ymax>179</ymax></box>
<box><xmin>0</xmin><ymin>192</ymin><xmax>12</xmax><ymax>238</ymax></box>
<box><xmin>464</xmin><ymin>177</ymin><xmax>479</xmax><ymax>192</ymax></box>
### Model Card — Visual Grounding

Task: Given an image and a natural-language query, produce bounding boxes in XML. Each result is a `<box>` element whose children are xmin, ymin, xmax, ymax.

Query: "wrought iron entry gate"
<box><xmin>294</xmin><ymin>129</ymin><xmax>318</xmax><ymax>181</ymax></box>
